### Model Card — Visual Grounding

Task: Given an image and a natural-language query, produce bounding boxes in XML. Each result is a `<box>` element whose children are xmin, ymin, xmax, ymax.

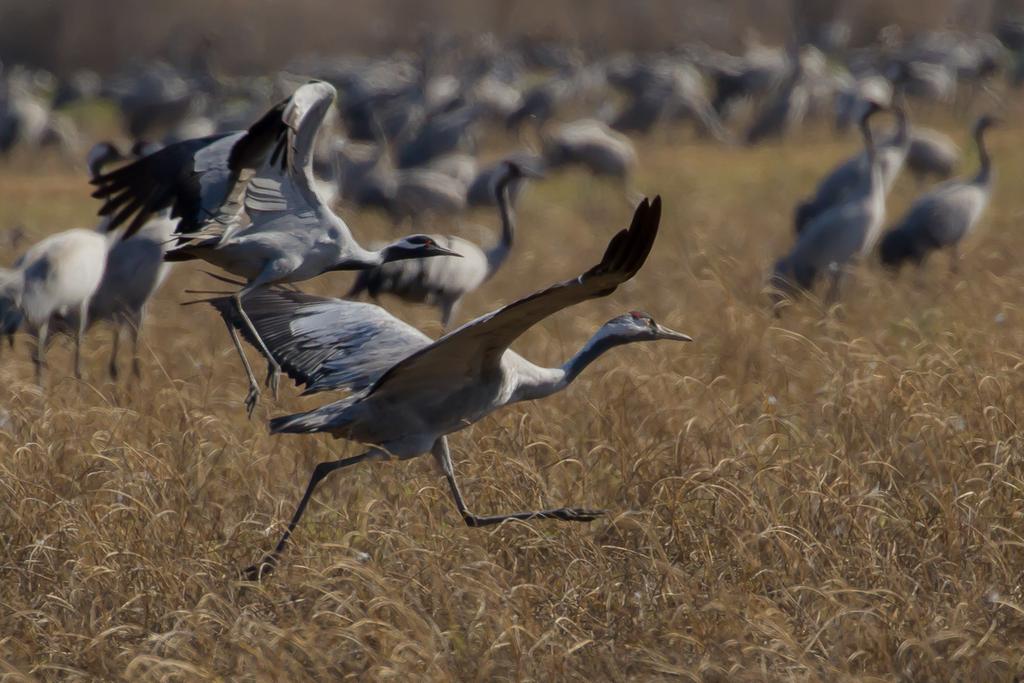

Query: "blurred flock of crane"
<box><xmin>1</xmin><ymin>12</ymin><xmax>1022</xmax><ymax>571</ymax></box>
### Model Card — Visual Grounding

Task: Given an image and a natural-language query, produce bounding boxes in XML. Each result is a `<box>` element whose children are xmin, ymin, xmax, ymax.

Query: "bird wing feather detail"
<box><xmin>366</xmin><ymin>195</ymin><xmax>662</xmax><ymax>397</ymax></box>
<box><xmin>209</xmin><ymin>287</ymin><xmax>431</xmax><ymax>394</ymax></box>
<box><xmin>90</xmin><ymin>94</ymin><xmax>291</xmax><ymax>239</ymax></box>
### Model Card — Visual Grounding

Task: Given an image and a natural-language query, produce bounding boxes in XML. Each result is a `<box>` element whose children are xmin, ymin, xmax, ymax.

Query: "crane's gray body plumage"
<box><xmin>795</xmin><ymin>108</ymin><xmax>908</xmax><ymax>234</ymax></box>
<box><xmin>774</xmin><ymin>105</ymin><xmax>887</xmax><ymax>298</ymax></box>
<box><xmin>745</xmin><ymin>60</ymin><xmax>809</xmax><ymax>146</ymax></box>
<box><xmin>347</xmin><ymin>161</ymin><xmax>531</xmax><ymax>326</ymax></box>
<box><xmin>543</xmin><ymin>119</ymin><xmax>637</xmax><ymax>179</ymax></box>
<box><xmin>261</xmin><ymin>196</ymin><xmax>668</xmax><ymax>451</ymax></box>
<box><xmin>211</xmin><ymin>197</ymin><xmax>692</xmax><ymax>575</ymax></box>
<box><xmin>467</xmin><ymin>153</ymin><xmax>545</xmax><ymax>207</ymax></box>
<box><xmin>906</xmin><ymin>127</ymin><xmax>960</xmax><ymax>182</ymax></box>
<box><xmin>880</xmin><ymin>116</ymin><xmax>995</xmax><ymax>268</ymax></box>
<box><xmin>88</xmin><ymin>214</ymin><xmax>178</xmax><ymax>377</ymax></box>
<box><xmin>94</xmin><ymin>81</ymin><xmax>460</xmax><ymax>411</ymax></box>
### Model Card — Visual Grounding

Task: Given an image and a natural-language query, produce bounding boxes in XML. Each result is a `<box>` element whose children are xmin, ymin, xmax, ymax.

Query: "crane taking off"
<box><xmin>90</xmin><ymin>81</ymin><xmax>459</xmax><ymax>414</ymax></box>
<box><xmin>209</xmin><ymin>197</ymin><xmax>691</xmax><ymax>577</ymax></box>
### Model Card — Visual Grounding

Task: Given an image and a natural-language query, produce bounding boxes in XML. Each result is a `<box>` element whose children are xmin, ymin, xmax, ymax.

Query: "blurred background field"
<box><xmin>0</xmin><ymin>0</ymin><xmax>1022</xmax><ymax>72</ymax></box>
<box><xmin>2</xmin><ymin>1</ymin><xmax>1024</xmax><ymax>680</ymax></box>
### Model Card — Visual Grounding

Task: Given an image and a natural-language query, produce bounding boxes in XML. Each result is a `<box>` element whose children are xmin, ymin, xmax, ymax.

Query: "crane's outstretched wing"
<box><xmin>367</xmin><ymin>196</ymin><xmax>662</xmax><ymax>397</ymax></box>
<box><xmin>90</xmin><ymin>95</ymin><xmax>290</xmax><ymax>239</ymax></box>
<box><xmin>242</xmin><ymin>81</ymin><xmax>337</xmax><ymax>218</ymax></box>
<box><xmin>209</xmin><ymin>288</ymin><xmax>431</xmax><ymax>395</ymax></box>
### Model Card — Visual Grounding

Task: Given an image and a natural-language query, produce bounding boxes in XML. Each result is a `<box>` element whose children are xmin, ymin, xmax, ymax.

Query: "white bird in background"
<box><xmin>209</xmin><ymin>197</ymin><xmax>691</xmax><ymax>577</ymax></box>
<box><xmin>346</xmin><ymin>160</ymin><xmax>541</xmax><ymax>327</ymax></box>
<box><xmin>7</xmin><ymin>229</ymin><xmax>109</xmax><ymax>384</ymax></box>
<box><xmin>91</xmin><ymin>81</ymin><xmax>461</xmax><ymax>414</ymax></box>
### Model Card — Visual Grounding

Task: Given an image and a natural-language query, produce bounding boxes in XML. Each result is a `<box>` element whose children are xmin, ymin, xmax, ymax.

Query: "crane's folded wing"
<box><xmin>209</xmin><ymin>288</ymin><xmax>431</xmax><ymax>395</ymax></box>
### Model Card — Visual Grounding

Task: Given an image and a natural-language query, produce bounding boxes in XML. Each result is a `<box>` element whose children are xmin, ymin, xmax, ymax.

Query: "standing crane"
<box><xmin>772</xmin><ymin>103</ymin><xmax>888</xmax><ymax>304</ymax></box>
<box><xmin>209</xmin><ymin>197</ymin><xmax>690</xmax><ymax>577</ymax></box>
<box><xmin>542</xmin><ymin>119</ymin><xmax>637</xmax><ymax>181</ymax></box>
<box><xmin>346</xmin><ymin>161</ymin><xmax>540</xmax><ymax>327</ymax></box>
<box><xmin>879</xmin><ymin>115</ymin><xmax>997</xmax><ymax>270</ymax></box>
<box><xmin>80</xmin><ymin>141</ymin><xmax>180</xmax><ymax>380</ymax></box>
<box><xmin>6</xmin><ymin>229</ymin><xmax>109</xmax><ymax>384</ymax></box>
<box><xmin>794</xmin><ymin>105</ymin><xmax>908</xmax><ymax>234</ymax></box>
<box><xmin>90</xmin><ymin>81</ymin><xmax>460</xmax><ymax>414</ymax></box>
<box><xmin>905</xmin><ymin>127</ymin><xmax>960</xmax><ymax>185</ymax></box>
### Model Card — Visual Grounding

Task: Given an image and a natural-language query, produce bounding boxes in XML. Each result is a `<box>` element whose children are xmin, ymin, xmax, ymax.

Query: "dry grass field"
<box><xmin>2</xmin><ymin>106</ymin><xmax>1024</xmax><ymax>680</ymax></box>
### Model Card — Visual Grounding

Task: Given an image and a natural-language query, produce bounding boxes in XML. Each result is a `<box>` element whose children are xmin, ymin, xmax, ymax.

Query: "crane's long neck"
<box><xmin>330</xmin><ymin>241</ymin><xmax>385</xmax><ymax>270</ymax></box>
<box><xmin>973</xmin><ymin>125</ymin><xmax>992</xmax><ymax>186</ymax></box>
<box><xmin>484</xmin><ymin>179</ymin><xmax>516</xmax><ymax>278</ymax></box>
<box><xmin>891</xmin><ymin>106</ymin><xmax>908</xmax><ymax>148</ymax></box>
<box><xmin>861</xmin><ymin>115</ymin><xmax>881</xmax><ymax>196</ymax></box>
<box><xmin>512</xmin><ymin>330</ymin><xmax>628</xmax><ymax>403</ymax></box>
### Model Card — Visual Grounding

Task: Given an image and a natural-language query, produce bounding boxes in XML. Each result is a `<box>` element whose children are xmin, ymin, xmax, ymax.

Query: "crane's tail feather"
<box><xmin>269</xmin><ymin>405</ymin><xmax>351</xmax><ymax>434</ymax></box>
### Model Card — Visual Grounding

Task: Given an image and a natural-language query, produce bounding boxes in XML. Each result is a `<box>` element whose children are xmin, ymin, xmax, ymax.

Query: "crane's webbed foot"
<box><xmin>463</xmin><ymin>507</ymin><xmax>606</xmax><ymax>527</ymax></box>
<box><xmin>241</xmin><ymin>554</ymin><xmax>278</xmax><ymax>581</ymax></box>
<box><xmin>244</xmin><ymin>382</ymin><xmax>262</xmax><ymax>418</ymax></box>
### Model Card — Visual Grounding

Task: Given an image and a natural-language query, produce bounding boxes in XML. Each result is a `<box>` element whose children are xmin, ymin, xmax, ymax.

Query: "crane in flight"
<box><xmin>91</xmin><ymin>81</ymin><xmax>459</xmax><ymax>414</ymax></box>
<box><xmin>209</xmin><ymin>197</ymin><xmax>691</xmax><ymax>577</ymax></box>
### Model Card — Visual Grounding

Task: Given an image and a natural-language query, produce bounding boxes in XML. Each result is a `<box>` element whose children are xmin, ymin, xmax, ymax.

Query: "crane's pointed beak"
<box><xmin>430</xmin><ymin>244</ymin><xmax>463</xmax><ymax>258</ymax></box>
<box><xmin>655</xmin><ymin>324</ymin><xmax>693</xmax><ymax>342</ymax></box>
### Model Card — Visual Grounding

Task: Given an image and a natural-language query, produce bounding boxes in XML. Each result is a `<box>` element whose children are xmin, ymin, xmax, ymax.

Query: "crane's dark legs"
<box><xmin>824</xmin><ymin>266</ymin><xmax>845</xmax><ymax>307</ymax></box>
<box><xmin>244</xmin><ymin>449</ymin><xmax>383</xmax><ymax>580</ymax></box>
<box><xmin>130</xmin><ymin>317</ymin><xmax>142</xmax><ymax>379</ymax></box>
<box><xmin>33</xmin><ymin>320</ymin><xmax>48</xmax><ymax>386</ymax></box>
<box><xmin>73</xmin><ymin>301</ymin><xmax>88</xmax><ymax>380</ymax></box>
<box><xmin>223</xmin><ymin>318</ymin><xmax>261</xmax><ymax>418</ymax></box>
<box><xmin>233</xmin><ymin>289</ymin><xmax>281</xmax><ymax>400</ymax></box>
<box><xmin>109</xmin><ymin>325</ymin><xmax>121</xmax><ymax>380</ymax></box>
<box><xmin>432</xmin><ymin>438</ymin><xmax>605</xmax><ymax>527</ymax></box>
<box><xmin>440</xmin><ymin>298</ymin><xmax>460</xmax><ymax>330</ymax></box>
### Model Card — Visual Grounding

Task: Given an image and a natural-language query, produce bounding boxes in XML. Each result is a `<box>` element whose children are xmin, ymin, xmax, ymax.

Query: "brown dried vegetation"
<box><xmin>2</xmin><ymin>110</ymin><xmax>1024</xmax><ymax>679</ymax></box>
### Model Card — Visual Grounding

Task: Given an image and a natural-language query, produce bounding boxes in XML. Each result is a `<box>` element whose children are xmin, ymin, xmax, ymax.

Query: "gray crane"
<box><xmin>794</xmin><ymin>105</ymin><xmax>908</xmax><ymax>234</ymax></box>
<box><xmin>346</xmin><ymin>161</ymin><xmax>540</xmax><ymax>327</ymax></box>
<box><xmin>82</xmin><ymin>141</ymin><xmax>180</xmax><ymax>380</ymax></box>
<box><xmin>90</xmin><ymin>81</ymin><xmax>460</xmax><ymax>414</ymax></box>
<box><xmin>906</xmin><ymin>127</ymin><xmax>960</xmax><ymax>184</ymax></box>
<box><xmin>395</xmin><ymin>103</ymin><xmax>481</xmax><ymax>168</ymax></box>
<box><xmin>467</xmin><ymin>152</ymin><xmax>545</xmax><ymax>208</ymax></box>
<box><xmin>505</xmin><ymin>76</ymin><xmax>574</xmax><ymax>133</ymax></box>
<box><xmin>89</xmin><ymin>214</ymin><xmax>177</xmax><ymax>380</ymax></box>
<box><xmin>209</xmin><ymin>196</ymin><xmax>690</xmax><ymax>577</ymax></box>
<box><xmin>745</xmin><ymin>57</ymin><xmax>808</xmax><ymax>146</ymax></box>
<box><xmin>879</xmin><ymin>115</ymin><xmax>997</xmax><ymax>270</ymax></box>
<box><xmin>772</xmin><ymin>103</ymin><xmax>888</xmax><ymax>304</ymax></box>
<box><xmin>542</xmin><ymin>119</ymin><xmax>637</xmax><ymax>181</ymax></box>
<box><xmin>391</xmin><ymin>167</ymin><xmax>469</xmax><ymax>224</ymax></box>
